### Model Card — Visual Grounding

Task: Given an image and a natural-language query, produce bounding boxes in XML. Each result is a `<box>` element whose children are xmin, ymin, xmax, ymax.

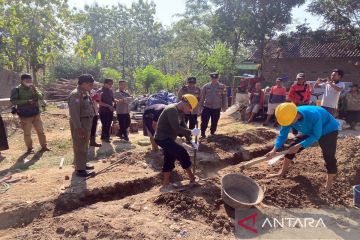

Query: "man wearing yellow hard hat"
<box><xmin>154</xmin><ymin>94</ymin><xmax>201</xmax><ymax>192</ymax></box>
<box><xmin>266</xmin><ymin>102</ymin><xmax>340</xmax><ymax>191</ymax></box>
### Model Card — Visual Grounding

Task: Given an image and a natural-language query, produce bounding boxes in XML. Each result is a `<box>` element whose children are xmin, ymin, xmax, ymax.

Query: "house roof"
<box><xmin>251</xmin><ymin>38</ymin><xmax>360</xmax><ymax>60</ymax></box>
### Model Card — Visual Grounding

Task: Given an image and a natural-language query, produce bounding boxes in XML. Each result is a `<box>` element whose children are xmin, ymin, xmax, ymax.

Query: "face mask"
<box><xmin>23</xmin><ymin>82</ymin><xmax>33</xmax><ymax>87</ymax></box>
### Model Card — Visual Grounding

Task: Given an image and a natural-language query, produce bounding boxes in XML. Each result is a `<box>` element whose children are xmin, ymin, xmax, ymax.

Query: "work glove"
<box><xmin>191</xmin><ymin>128</ymin><xmax>201</xmax><ymax>136</ymax></box>
<box><xmin>191</xmin><ymin>141</ymin><xmax>199</xmax><ymax>150</ymax></box>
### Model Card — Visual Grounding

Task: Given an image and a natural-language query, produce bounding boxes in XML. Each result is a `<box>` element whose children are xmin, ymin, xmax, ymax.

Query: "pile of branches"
<box><xmin>43</xmin><ymin>78</ymin><xmax>101</xmax><ymax>101</ymax></box>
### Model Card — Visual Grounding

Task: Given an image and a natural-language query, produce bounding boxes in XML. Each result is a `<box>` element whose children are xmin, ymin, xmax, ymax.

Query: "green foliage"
<box><xmin>52</xmin><ymin>55</ymin><xmax>101</xmax><ymax>80</ymax></box>
<box><xmin>204</xmin><ymin>43</ymin><xmax>233</xmax><ymax>75</ymax></box>
<box><xmin>133</xmin><ymin>65</ymin><xmax>182</xmax><ymax>93</ymax></box>
<box><xmin>0</xmin><ymin>3</ymin><xmax>83</xmax><ymax>84</ymax></box>
<box><xmin>0</xmin><ymin>0</ymin><xmax>71</xmax><ymax>84</ymax></box>
<box><xmin>211</xmin><ymin>0</ymin><xmax>305</xmax><ymax>67</ymax></box>
<box><xmin>134</xmin><ymin>65</ymin><xmax>164</xmax><ymax>93</ymax></box>
<box><xmin>100</xmin><ymin>67</ymin><xmax>121</xmax><ymax>82</ymax></box>
<box><xmin>308</xmin><ymin>0</ymin><xmax>360</xmax><ymax>49</ymax></box>
<box><xmin>4</xmin><ymin>0</ymin><xmax>351</xmax><ymax>93</ymax></box>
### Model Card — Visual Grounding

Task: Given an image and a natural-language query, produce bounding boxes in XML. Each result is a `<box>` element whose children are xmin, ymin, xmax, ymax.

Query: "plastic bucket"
<box><xmin>353</xmin><ymin>185</ymin><xmax>360</xmax><ymax>208</ymax></box>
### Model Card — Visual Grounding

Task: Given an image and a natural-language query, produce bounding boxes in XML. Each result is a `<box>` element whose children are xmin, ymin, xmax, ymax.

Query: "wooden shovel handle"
<box><xmin>239</xmin><ymin>150</ymin><xmax>288</xmax><ymax>169</ymax></box>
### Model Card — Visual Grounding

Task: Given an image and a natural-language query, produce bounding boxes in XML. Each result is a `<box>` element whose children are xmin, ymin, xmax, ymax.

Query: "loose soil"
<box><xmin>0</xmin><ymin>111</ymin><xmax>359</xmax><ymax>239</ymax></box>
<box><xmin>242</xmin><ymin>136</ymin><xmax>360</xmax><ymax>208</ymax></box>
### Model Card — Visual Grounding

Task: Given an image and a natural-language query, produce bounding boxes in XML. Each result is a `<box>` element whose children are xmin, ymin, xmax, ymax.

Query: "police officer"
<box><xmin>68</xmin><ymin>74</ymin><xmax>96</xmax><ymax>177</ymax></box>
<box><xmin>199</xmin><ymin>72</ymin><xmax>228</xmax><ymax>139</ymax></box>
<box><xmin>177</xmin><ymin>77</ymin><xmax>201</xmax><ymax>129</ymax></box>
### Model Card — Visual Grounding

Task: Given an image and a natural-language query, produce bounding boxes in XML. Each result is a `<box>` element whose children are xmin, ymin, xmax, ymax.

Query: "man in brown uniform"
<box><xmin>177</xmin><ymin>76</ymin><xmax>201</xmax><ymax>129</ymax></box>
<box><xmin>114</xmin><ymin>80</ymin><xmax>133</xmax><ymax>141</ymax></box>
<box><xmin>68</xmin><ymin>74</ymin><xmax>96</xmax><ymax>177</ymax></box>
<box><xmin>199</xmin><ymin>72</ymin><xmax>228</xmax><ymax>139</ymax></box>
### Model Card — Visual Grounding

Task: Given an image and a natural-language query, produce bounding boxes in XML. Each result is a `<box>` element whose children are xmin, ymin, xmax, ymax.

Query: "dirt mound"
<box><xmin>244</xmin><ymin>137</ymin><xmax>360</xmax><ymax>208</ymax></box>
<box><xmin>154</xmin><ymin>192</ymin><xmax>216</xmax><ymax>221</ymax></box>
<box><xmin>207</xmin><ymin>128</ymin><xmax>276</xmax><ymax>151</ymax></box>
<box><xmin>153</xmin><ymin>182</ymin><xmax>233</xmax><ymax>233</ymax></box>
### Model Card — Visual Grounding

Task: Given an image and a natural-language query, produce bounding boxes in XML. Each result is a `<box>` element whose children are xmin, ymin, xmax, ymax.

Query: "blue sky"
<box><xmin>68</xmin><ymin>0</ymin><xmax>324</xmax><ymax>31</ymax></box>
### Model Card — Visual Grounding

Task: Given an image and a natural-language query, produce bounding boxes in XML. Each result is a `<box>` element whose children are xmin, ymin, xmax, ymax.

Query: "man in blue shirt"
<box><xmin>266</xmin><ymin>103</ymin><xmax>340</xmax><ymax>191</ymax></box>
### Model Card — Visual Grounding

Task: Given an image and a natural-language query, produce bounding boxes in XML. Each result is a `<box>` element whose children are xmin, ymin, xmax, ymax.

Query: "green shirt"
<box><xmin>154</xmin><ymin>104</ymin><xmax>191</xmax><ymax>141</ymax></box>
<box><xmin>10</xmin><ymin>84</ymin><xmax>44</xmax><ymax>107</ymax></box>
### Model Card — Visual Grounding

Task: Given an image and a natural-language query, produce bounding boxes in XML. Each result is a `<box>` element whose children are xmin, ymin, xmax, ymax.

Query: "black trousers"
<box><xmin>90</xmin><ymin>115</ymin><xmax>99</xmax><ymax>138</ymax></box>
<box><xmin>117</xmin><ymin>113</ymin><xmax>131</xmax><ymax>136</ymax></box>
<box><xmin>184</xmin><ymin>114</ymin><xmax>198</xmax><ymax>129</ymax></box>
<box><xmin>322</xmin><ymin>106</ymin><xmax>338</xmax><ymax>117</ymax></box>
<box><xmin>99</xmin><ymin>110</ymin><xmax>113</xmax><ymax>140</ymax></box>
<box><xmin>201</xmin><ymin>107</ymin><xmax>221</xmax><ymax>135</ymax></box>
<box><xmin>0</xmin><ymin>115</ymin><xmax>9</xmax><ymax>151</ymax></box>
<box><xmin>155</xmin><ymin>138</ymin><xmax>192</xmax><ymax>172</ymax></box>
<box><xmin>284</xmin><ymin>131</ymin><xmax>338</xmax><ymax>174</ymax></box>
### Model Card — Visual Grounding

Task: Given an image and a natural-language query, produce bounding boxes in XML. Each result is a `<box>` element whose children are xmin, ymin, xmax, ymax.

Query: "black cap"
<box><xmin>187</xmin><ymin>77</ymin><xmax>196</xmax><ymax>83</ymax></box>
<box><xmin>78</xmin><ymin>74</ymin><xmax>95</xmax><ymax>85</ymax></box>
<box><xmin>20</xmin><ymin>73</ymin><xmax>32</xmax><ymax>81</ymax></box>
<box><xmin>104</xmin><ymin>78</ymin><xmax>114</xmax><ymax>84</ymax></box>
<box><xmin>210</xmin><ymin>72</ymin><xmax>219</xmax><ymax>78</ymax></box>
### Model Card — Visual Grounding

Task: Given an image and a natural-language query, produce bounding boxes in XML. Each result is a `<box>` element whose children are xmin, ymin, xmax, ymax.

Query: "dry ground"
<box><xmin>0</xmin><ymin>105</ymin><xmax>359</xmax><ymax>239</ymax></box>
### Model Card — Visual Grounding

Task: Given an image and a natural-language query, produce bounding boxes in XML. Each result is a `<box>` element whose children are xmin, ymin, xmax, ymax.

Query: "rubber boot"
<box><xmin>90</xmin><ymin>137</ymin><xmax>102</xmax><ymax>147</ymax></box>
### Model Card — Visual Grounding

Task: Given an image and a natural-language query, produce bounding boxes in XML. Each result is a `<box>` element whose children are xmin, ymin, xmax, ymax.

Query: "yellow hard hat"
<box><xmin>182</xmin><ymin>94</ymin><xmax>198</xmax><ymax>110</ymax></box>
<box><xmin>275</xmin><ymin>102</ymin><xmax>298</xmax><ymax>126</ymax></box>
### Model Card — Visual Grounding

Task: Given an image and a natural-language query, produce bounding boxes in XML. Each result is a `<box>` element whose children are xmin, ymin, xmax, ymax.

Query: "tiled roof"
<box><xmin>251</xmin><ymin>38</ymin><xmax>360</xmax><ymax>60</ymax></box>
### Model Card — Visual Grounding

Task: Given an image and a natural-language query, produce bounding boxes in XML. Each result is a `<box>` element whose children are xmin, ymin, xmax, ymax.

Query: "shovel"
<box><xmin>239</xmin><ymin>150</ymin><xmax>288</xmax><ymax>170</ymax></box>
<box><xmin>192</xmin><ymin>123</ymin><xmax>199</xmax><ymax>175</ymax></box>
<box><xmin>81</xmin><ymin>157</ymin><xmax>127</xmax><ymax>182</ymax></box>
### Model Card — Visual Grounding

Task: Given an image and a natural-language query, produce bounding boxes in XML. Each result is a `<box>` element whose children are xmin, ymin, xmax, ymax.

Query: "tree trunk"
<box><xmin>122</xmin><ymin>45</ymin><xmax>126</xmax><ymax>78</ymax></box>
<box><xmin>258</xmin><ymin>38</ymin><xmax>267</xmax><ymax>79</ymax></box>
<box><xmin>26</xmin><ymin>61</ymin><xmax>30</xmax><ymax>73</ymax></box>
<box><xmin>229</xmin><ymin>33</ymin><xmax>240</xmax><ymax>86</ymax></box>
<box><xmin>32</xmin><ymin>67</ymin><xmax>38</xmax><ymax>86</ymax></box>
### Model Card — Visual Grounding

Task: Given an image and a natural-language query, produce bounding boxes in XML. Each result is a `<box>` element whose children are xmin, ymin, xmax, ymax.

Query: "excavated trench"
<box><xmin>0</xmin><ymin>175</ymin><xmax>161</xmax><ymax>230</ymax></box>
<box><xmin>0</xmin><ymin>128</ymin><xmax>278</xmax><ymax>231</ymax></box>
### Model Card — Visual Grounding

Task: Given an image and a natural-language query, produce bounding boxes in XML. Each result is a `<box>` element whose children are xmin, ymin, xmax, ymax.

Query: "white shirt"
<box><xmin>321</xmin><ymin>82</ymin><xmax>345</xmax><ymax>109</ymax></box>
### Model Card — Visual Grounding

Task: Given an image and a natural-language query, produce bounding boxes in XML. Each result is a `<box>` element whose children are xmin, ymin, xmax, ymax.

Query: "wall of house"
<box><xmin>262</xmin><ymin>57</ymin><xmax>360</xmax><ymax>85</ymax></box>
<box><xmin>0</xmin><ymin>68</ymin><xmax>20</xmax><ymax>99</ymax></box>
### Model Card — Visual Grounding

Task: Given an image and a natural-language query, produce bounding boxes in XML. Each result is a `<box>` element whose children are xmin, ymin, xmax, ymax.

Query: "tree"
<box><xmin>0</xmin><ymin>0</ymin><xmax>71</xmax><ymax>85</ymax></box>
<box><xmin>101</xmin><ymin>67</ymin><xmax>121</xmax><ymax>82</ymax></box>
<box><xmin>0</xmin><ymin>2</ymin><xmax>27</xmax><ymax>71</ymax></box>
<box><xmin>308</xmin><ymin>0</ymin><xmax>360</xmax><ymax>49</ymax></box>
<box><xmin>211</xmin><ymin>0</ymin><xmax>305</xmax><ymax>75</ymax></box>
<box><xmin>203</xmin><ymin>43</ymin><xmax>233</xmax><ymax>75</ymax></box>
<box><xmin>133</xmin><ymin>65</ymin><xmax>164</xmax><ymax>93</ymax></box>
